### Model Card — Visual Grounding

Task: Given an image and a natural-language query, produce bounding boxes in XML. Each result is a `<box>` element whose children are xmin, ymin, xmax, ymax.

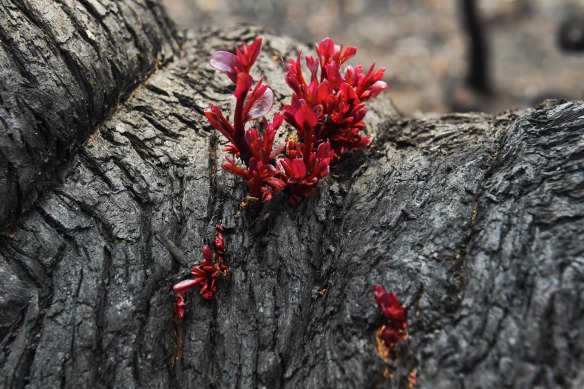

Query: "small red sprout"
<box><xmin>408</xmin><ymin>369</ymin><xmax>418</xmax><ymax>389</ymax></box>
<box><xmin>173</xmin><ymin>223</ymin><xmax>228</xmax><ymax>319</ymax></box>
<box><xmin>374</xmin><ymin>284</ymin><xmax>408</xmax><ymax>355</ymax></box>
<box><xmin>205</xmin><ymin>38</ymin><xmax>284</xmax><ymax>203</ymax></box>
<box><xmin>204</xmin><ymin>37</ymin><xmax>388</xmax><ymax>207</ymax></box>
<box><xmin>175</xmin><ymin>295</ymin><xmax>186</xmax><ymax>319</ymax></box>
<box><xmin>283</xmin><ymin>37</ymin><xmax>388</xmax><ymax>159</ymax></box>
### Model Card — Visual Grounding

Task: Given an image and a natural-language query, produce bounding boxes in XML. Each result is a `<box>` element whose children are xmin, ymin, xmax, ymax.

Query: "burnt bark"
<box><xmin>1</xmin><ymin>3</ymin><xmax>584</xmax><ymax>388</ymax></box>
<box><xmin>0</xmin><ymin>0</ymin><xmax>180</xmax><ymax>228</ymax></box>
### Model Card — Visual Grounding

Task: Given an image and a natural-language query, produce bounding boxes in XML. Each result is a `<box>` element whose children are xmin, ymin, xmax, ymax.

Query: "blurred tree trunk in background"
<box><xmin>460</xmin><ymin>0</ymin><xmax>491</xmax><ymax>94</ymax></box>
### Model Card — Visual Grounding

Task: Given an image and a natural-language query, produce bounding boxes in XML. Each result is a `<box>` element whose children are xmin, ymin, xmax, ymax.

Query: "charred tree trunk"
<box><xmin>460</xmin><ymin>0</ymin><xmax>491</xmax><ymax>94</ymax></box>
<box><xmin>1</xmin><ymin>2</ymin><xmax>583</xmax><ymax>388</ymax></box>
<box><xmin>0</xmin><ymin>0</ymin><xmax>180</xmax><ymax>228</ymax></box>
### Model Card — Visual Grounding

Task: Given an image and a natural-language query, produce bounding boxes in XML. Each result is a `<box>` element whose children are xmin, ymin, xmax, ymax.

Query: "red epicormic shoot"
<box><xmin>204</xmin><ymin>37</ymin><xmax>388</xmax><ymax>207</ymax></box>
<box><xmin>173</xmin><ymin>223</ymin><xmax>228</xmax><ymax>319</ymax></box>
<box><xmin>373</xmin><ymin>284</ymin><xmax>408</xmax><ymax>355</ymax></box>
<box><xmin>283</xmin><ymin>38</ymin><xmax>387</xmax><ymax>159</ymax></box>
<box><xmin>205</xmin><ymin>38</ymin><xmax>285</xmax><ymax>203</ymax></box>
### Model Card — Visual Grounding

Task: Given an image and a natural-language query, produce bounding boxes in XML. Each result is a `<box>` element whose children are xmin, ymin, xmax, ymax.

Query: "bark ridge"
<box><xmin>0</xmin><ymin>0</ymin><xmax>179</xmax><ymax>227</ymax></box>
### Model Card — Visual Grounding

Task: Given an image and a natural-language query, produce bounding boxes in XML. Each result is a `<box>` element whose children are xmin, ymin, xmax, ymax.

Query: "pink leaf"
<box><xmin>246</xmin><ymin>87</ymin><xmax>274</xmax><ymax>120</ymax></box>
<box><xmin>173</xmin><ymin>279</ymin><xmax>199</xmax><ymax>294</ymax></box>
<box><xmin>210</xmin><ymin>51</ymin><xmax>238</xmax><ymax>83</ymax></box>
<box><xmin>366</xmin><ymin>80</ymin><xmax>389</xmax><ymax>100</ymax></box>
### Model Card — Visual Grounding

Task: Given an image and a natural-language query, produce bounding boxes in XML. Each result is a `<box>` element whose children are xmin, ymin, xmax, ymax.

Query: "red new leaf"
<box><xmin>373</xmin><ymin>284</ymin><xmax>408</xmax><ymax>354</ymax></box>
<box><xmin>173</xmin><ymin>224</ymin><xmax>229</xmax><ymax>318</ymax></box>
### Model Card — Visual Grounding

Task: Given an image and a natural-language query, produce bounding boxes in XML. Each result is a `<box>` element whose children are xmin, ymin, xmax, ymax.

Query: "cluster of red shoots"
<box><xmin>374</xmin><ymin>284</ymin><xmax>408</xmax><ymax>355</ymax></box>
<box><xmin>204</xmin><ymin>37</ymin><xmax>388</xmax><ymax>206</ymax></box>
<box><xmin>173</xmin><ymin>223</ymin><xmax>227</xmax><ymax>319</ymax></box>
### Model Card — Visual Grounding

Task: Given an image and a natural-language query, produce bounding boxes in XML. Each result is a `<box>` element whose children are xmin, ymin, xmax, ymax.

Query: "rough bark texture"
<box><xmin>0</xmin><ymin>0</ymin><xmax>180</xmax><ymax>228</ymax></box>
<box><xmin>1</xmin><ymin>4</ymin><xmax>584</xmax><ymax>389</ymax></box>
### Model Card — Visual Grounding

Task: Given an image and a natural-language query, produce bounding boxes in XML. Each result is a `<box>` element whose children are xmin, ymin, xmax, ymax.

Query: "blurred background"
<box><xmin>162</xmin><ymin>0</ymin><xmax>584</xmax><ymax>114</ymax></box>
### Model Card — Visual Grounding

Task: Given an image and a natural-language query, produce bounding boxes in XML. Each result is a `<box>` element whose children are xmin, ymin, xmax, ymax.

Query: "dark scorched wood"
<box><xmin>0</xmin><ymin>0</ymin><xmax>180</xmax><ymax>228</ymax></box>
<box><xmin>0</xmin><ymin>13</ymin><xmax>583</xmax><ymax>389</ymax></box>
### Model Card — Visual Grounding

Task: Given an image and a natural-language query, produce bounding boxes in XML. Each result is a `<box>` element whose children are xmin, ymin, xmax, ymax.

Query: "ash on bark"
<box><xmin>1</xmin><ymin>3</ymin><xmax>583</xmax><ymax>388</ymax></box>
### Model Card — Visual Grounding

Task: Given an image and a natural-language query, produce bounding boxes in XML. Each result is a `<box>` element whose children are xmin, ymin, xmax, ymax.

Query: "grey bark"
<box><xmin>1</xmin><ymin>3</ymin><xmax>584</xmax><ymax>389</ymax></box>
<box><xmin>0</xmin><ymin>0</ymin><xmax>180</xmax><ymax>228</ymax></box>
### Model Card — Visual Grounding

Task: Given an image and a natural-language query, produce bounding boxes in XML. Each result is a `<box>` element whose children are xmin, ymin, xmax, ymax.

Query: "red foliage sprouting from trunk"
<box><xmin>204</xmin><ymin>37</ymin><xmax>388</xmax><ymax>206</ymax></box>
<box><xmin>374</xmin><ymin>284</ymin><xmax>408</xmax><ymax>354</ymax></box>
<box><xmin>173</xmin><ymin>223</ymin><xmax>228</xmax><ymax>319</ymax></box>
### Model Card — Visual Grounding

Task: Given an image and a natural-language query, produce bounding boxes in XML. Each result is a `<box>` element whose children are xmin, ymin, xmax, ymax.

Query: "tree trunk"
<box><xmin>0</xmin><ymin>0</ymin><xmax>180</xmax><ymax>228</ymax></box>
<box><xmin>1</xmin><ymin>2</ymin><xmax>583</xmax><ymax>388</ymax></box>
<box><xmin>460</xmin><ymin>0</ymin><xmax>491</xmax><ymax>94</ymax></box>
